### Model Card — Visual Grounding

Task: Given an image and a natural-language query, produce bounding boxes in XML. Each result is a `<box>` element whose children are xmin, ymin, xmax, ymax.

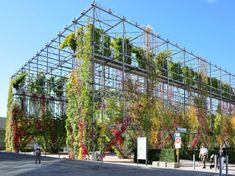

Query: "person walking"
<box><xmin>34</xmin><ymin>143</ymin><xmax>41</xmax><ymax>166</ymax></box>
<box><xmin>218</xmin><ymin>145</ymin><xmax>226</xmax><ymax>169</ymax></box>
<box><xmin>199</xmin><ymin>144</ymin><xmax>208</xmax><ymax>169</ymax></box>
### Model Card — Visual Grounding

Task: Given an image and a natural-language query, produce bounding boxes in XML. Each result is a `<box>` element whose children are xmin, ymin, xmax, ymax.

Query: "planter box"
<box><xmin>159</xmin><ymin>161</ymin><xmax>167</xmax><ymax>167</ymax></box>
<box><xmin>167</xmin><ymin>162</ymin><xmax>180</xmax><ymax>168</ymax></box>
<box><xmin>152</xmin><ymin>161</ymin><xmax>159</xmax><ymax>167</ymax></box>
<box><xmin>152</xmin><ymin>161</ymin><xmax>180</xmax><ymax>168</ymax></box>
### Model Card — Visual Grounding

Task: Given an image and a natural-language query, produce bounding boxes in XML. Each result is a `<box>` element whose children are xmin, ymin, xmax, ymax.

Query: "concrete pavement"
<box><xmin>0</xmin><ymin>152</ymin><xmax>234</xmax><ymax>176</ymax></box>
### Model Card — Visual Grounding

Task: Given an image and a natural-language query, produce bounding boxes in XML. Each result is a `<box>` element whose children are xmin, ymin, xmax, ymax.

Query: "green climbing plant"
<box><xmin>111</xmin><ymin>37</ymin><xmax>132</xmax><ymax>64</ymax></box>
<box><xmin>155</xmin><ymin>50</ymin><xmax>171</xmax><ymax>77</ymax></box>
<box><xmin>168</xmin><ymin>61</ymin><xmax>183</xmax><ymax>82</ymax></box>
<box><xmin>65</xmin><ymin>24</ymin><xmax>93</xmax><ymax>160</ymax></box>
<box><xmin>29</xmin><ymin>72</ymin><xmax>46</xmax><ymax>94</ymax></box>
<box><xmin>5</xmin><ymin>81</ymin><xmax>14</xmax><ymax>152</ymax></box>
<box><xmin>182</xmin><ymin>66</ymin><xmax>195</xmax><ymax>86</ymax></box>
<box><xmin>59</xmin><ymin>32</ymin><xmax>76</xmax><ymax>53</ymax></box>
<box><xmin>12</xmin><ymin>72</ymin><xmax>27</xmax><ymax>91</ymax></box>
<box><xmin>53</xmin><ymin>77</ymin><xmax>67</xmax><ymax>97</ymax></box>
<box><xmin>132</xmin><ymin>47</ymin><xmax>146</xmax><ymax>69</ymax></box>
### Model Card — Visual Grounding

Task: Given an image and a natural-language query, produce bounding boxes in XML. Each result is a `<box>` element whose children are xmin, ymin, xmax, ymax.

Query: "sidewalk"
<box><xmin>19</xmin><ymin>152</ymin><xmax>235</xmax><ymax>175</ymax></box>
<box><xmin>178</xmin><ymin>160</ymin><xmax>235</xmax><ymax>175</ymax></box>
<box><xmin>103</xmin><ymin>157</ymin><xmax>235</xmax><ymax>175</ymax></box>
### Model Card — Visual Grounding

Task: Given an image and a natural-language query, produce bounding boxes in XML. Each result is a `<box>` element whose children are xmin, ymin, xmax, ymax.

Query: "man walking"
<box><xmin>199</xmin><ymin>144</ymin><xmax>208</xmax><ymax>168</ymax></box>
<box><xmin>34</xmin><ymin>143</ymin><xmax>41</xmax><ymax>166</ymax></box>
<box><xmin>218</xmin><ymin>145</ymin><xmax>226</xmax><ymax>169</ymax></box>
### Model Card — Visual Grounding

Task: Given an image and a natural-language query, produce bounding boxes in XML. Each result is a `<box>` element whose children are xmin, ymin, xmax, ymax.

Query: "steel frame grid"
<box><xmin>12</xmin><ymin>2</ymin><xmax>235</xmax><ymax>120</ymax></box>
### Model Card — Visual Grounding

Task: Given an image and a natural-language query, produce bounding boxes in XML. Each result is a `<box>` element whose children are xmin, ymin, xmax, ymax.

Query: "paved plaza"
<box><xmin>1</xmin><ymin>152</ymin><xmax>234</xmax><ymax>176</ymax></box>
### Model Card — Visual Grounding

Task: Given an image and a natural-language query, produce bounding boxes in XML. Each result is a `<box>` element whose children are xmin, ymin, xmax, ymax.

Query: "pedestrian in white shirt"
<box><xmin>199</xmin><ymin>144</ymin><xmax>208</xmax><ymax>168</ymax></box>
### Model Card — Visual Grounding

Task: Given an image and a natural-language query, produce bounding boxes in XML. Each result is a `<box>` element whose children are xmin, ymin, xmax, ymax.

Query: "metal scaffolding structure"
<box><xmin>12</xmin><ymin>1</ymin><xmax>235</xmax><ymax>121</ymax></box>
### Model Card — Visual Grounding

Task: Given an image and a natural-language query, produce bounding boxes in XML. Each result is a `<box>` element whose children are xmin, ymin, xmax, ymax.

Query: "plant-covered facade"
<box><xmin>6</xmin><ymin>2</ymin><xmax>235</xmax><ymax>158</ymax></box>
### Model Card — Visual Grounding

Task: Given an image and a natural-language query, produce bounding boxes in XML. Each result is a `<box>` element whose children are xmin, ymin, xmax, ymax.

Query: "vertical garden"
<box><xmin>5</xmin><ymin>71</ymin><xmax>67</xmax><ymax>153</ymax></box>
<box><xmin>5</xmin><ymin>3</ymin><xmax>235</xmax><ymax>161</ymax></box>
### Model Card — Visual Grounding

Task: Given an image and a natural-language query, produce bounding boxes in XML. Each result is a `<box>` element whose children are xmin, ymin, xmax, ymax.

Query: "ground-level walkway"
<box><xmin>0</xmin><ymin>152</ymin><xmax>234</xmax><ymax>176</ymax></box>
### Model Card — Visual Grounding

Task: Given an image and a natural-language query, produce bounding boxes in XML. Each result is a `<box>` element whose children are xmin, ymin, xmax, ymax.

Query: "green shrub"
<box><xmin>0</xmin><ymin>130</ymin><xmax>5</xmax><ymax>150</ymax></box>
<box><xmin>160</xmin><ymin>149</ymin><xmax>177</xmax><ymax>162</ymax></box>
<box><xmin>134</xmin><ymin>148</ymin><xmax>161</xmax><ymax>164</ymax></box>
<box><xmin>20</xmin><ymin>148</ymin><xmax>34</xmax><ymax>152</ymax></box>
<box><xmin>226</xmin><ymin>149</ymin><xmax>235</xmax><ymax>164</ymax></box>
<box><xmin>180</xmin><ymin>149</ymin><xmax>200</xmax><ymax>161</ymax></box>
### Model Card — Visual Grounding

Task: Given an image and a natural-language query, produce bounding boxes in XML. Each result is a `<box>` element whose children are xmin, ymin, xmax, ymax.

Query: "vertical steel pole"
<box><xmin>214</xmin><ymin>154</ymin><xmax>217</xmax><ymax>172</ymax></box>
<box><xmin>183</xmin><ymin>50</ymin><xmax>186</xmax><ymax>114</ymax></box>
<box><xmin>166</xmin><ymin>42</ymin><xmax>169</xmax><ymax>106</ymax></box>
<box><xmin>229</xmin><ymin>74</ymin><xmax>232</xmax><ymax>115</ymax></box>
<box><xmin>219</xmin><ymin>157</ymin><xmax>222</xmax><ymax>176</ymax></box>
<box><xmin>193</xmin><ymin>154</ymin><xmax>195</xmax><ymax>170</ymax></box>
<box><xmin>122</xmin><ymin>16</ymin><xmax>125</xmax><ymax>122</ymax></box>
<box><xmin>197</xmin><ymin>57</ymin><xmax>199</xmax><ymax>108</ymax></box>
<box><xmin>220</xmin><ymin>69</ymin><xmax>222</xmax><ymax>107</ymax></box>
<box><xmin>226</xmin><ymin>155</ymin><xmax>228</xmax><ymax>176</ymax></box>
<box><xmin>58</xmin><ymin>33</ymin><xmax>62</xmax><ymax>77</ymax></box>
<box><xmin>28</xmin><ymin>63</ymin><xmax>31</xmax><ymax>115</ymax></box>
<box><xmin>91</xmin><ymin>4</ymin><xmax>96</xmax><ymax>160</ymax></box>
<box><xmin>209</xmin><ymin>63</ymin><xmax>212</xmax><ymax>129</ymax></box>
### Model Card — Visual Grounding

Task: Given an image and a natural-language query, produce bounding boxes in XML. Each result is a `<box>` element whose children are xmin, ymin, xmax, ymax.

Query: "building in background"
<box><xmin>0</xmin><ymin>117</ymin><xmax>6</xmax><ymax>150</ymax></box>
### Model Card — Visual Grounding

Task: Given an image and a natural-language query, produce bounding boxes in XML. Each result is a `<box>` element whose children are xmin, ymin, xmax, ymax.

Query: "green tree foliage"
<box><xmin>213</xmin><ymin>113</ymin><xmax>234</xmax><ymax>146</ymax></box>
<box><xmin>33</xmin><ymin>112</ymin><xmax>66</xmax><ymax>153</ymax></box>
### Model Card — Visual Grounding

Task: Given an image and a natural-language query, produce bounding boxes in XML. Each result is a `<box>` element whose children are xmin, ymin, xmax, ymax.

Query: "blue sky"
<box><xmin>0</xmin><ymin>0</ymin><xmax>235</xmax><ymax>117</ymax></box>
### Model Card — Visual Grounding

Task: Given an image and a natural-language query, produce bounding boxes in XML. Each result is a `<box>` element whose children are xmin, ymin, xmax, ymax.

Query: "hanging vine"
<box><xmin>111</xmin><ymin>37</ymin><xmax>132</xmax><ymax>64</ymax></box>
<box><xmin>65</xmin><ymin>24</ymin><xmax>93</xmax><ymax>160</ymax></box>
<box><xmin>132</xmin><ymin>47</ymin><xmax>147</xmax><ymax>69</ymax></box>
<box><xmin>12</xmin><ymin>72</ymin><xmax>27</xmax><ymax>91</ymax></box>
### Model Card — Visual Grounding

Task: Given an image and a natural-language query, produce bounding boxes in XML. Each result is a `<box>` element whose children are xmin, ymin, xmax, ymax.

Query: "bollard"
<box><xmin>219</xmin><ymin>157</ymin><xmax>222</xmax><ymax>176</ymax></box>
<box><xmin>214</xmin><ymin>154</ymin><xmax>217</xmax><ymax>172</ymax></box>
<box><xmin>193</xmin><ymin>154</ymin><xmax>195</xmax><ymax>170</ymax></box>
<box><xmin>226</xmin><ymin>155</ymin><xmax>228</xmax><ymax>176</ymax></box>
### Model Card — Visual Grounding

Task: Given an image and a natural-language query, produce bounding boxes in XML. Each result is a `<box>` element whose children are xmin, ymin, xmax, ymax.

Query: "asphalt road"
<box><xmin>0</xmin><ymin>152</ymin><xmax>225</xmax><ymax>176</ymax></box>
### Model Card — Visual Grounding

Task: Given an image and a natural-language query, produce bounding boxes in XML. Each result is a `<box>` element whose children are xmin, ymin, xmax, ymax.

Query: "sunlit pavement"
<box><xmin>0</xmin><ymin>152</ymin><xmax>234</xmax><ymax>176</ymax></box>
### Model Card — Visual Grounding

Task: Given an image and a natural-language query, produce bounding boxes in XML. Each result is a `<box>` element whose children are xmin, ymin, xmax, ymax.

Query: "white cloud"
<box><xmin>206</xmin><ymin>0</ymin><xmax>219</xmax><ymax>4</ymax></box>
